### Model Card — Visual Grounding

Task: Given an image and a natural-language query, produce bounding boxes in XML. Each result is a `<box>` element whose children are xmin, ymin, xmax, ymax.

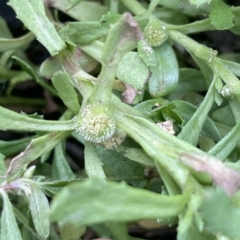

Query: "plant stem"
<box><xmin>169</xmin><ymin>19</ymin><xmax>214</xmax><ymax>34</ymax></box>
<box><xmin>91</xmin><ymin>13</ymin><xmax>141</xmax><ymax>105</ymax></box>
<box><xmin>168</xmin><ymin>30</ymin><xmax>218</xmax><ymax>63</ymax></box>
<box><xmin>110</xmin><ymin>0</ymin><xmax>119</xmax><ymax>13</ymax></box>
<box><xmin>119</xmin><ymin>0</ymin><xmax>146</xmax><ymax>15</ymax></box>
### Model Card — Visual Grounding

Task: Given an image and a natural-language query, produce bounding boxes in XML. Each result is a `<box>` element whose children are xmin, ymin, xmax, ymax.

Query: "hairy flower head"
<box><xmin>74</xmin><ymin>103</ymin><xmax>116</xmax><ymax>143</ymax></box>
<box><xmin>97</xmin><ymin>128</ymin><xmax>127</xmax><ymax>149</ymax></box>
<box><xmin>144</xmin><ymin>21</ymin><xmax>168</xmax><ymax>47</ymax></box>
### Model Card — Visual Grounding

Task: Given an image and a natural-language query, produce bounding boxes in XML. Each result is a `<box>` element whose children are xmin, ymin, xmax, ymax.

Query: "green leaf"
<box><xmin>189</xmin><ymin>0</ymin><xmax>211</xmax><ymax>7</ymax></box>
<box><xmin>50</xmin><ymin>179</ymin><xmax>189</xmax><ymax>225</ymax></box>
<box><xmin>12</xmin><ymin>56</ymin><xmax>57</xmax><ymax>96</ymax></box>
<box><xmin>170</xmin><ymin>100</ymin><xmax>221</xmax><ymax>142</ymax></box>
<box><xmin>97</xmin><ymin>147</ymin><xmax>144</xmax><ymax>181</ymax></box>
<box><xmin>66</xmin><ymin>0</ymin><xmax>84</xmax><ymax>11</ymax></box>
<box><xmin>53</xmin><ymin>143</ymin><xmax>75</xmax><ymax>181</ymax></box>
<box><xmin>52</xmin><ymin>71</ymin><xmax>80</xmax><ymax>114</ymax></box>
<box><xmin>199</xmin><ymin>188</ymin><xmax>240</xmax><ymax>239</ymax></box>
<box><xmin>176</xmin><ymin>68</ymin><xmax>207</xmax><ymax>92</ymax></box>
<box><xmin>137</xmin><ymin>40</ymin><xmax>157</xmax><ymax>67</ymax></box>
<box><xmin>0</xmin><ymin>32</ymin><xmax>35</xmax><ymax>52</ymax></box>
<box><xmin>0</xmin><ymin>16</ymin><xmax>12</xmax><ymax>38</ymax></box>
<box><xmin>190</xmin><ymin>53</ymin><xmax>213</xmax><ymax>86</ymax></box>
<box><xmin>6</xmin><ymin>131</ymin><xmax>70</xmax><ymax>179</ymax></box>
<box><xmin>212</xmin><ymin>58</ymin><xmax>240</xmax><ymax>99</ymax></box>
<box><xmin>40</xmin><ymin>57</ymin><xmax>62</xmax><ymax>79</ymax></box>
<box><xmin>13</xmin><ymin>206</ymin><xmax>41</xmax><ymax>239</ymax></box>
<box><xmin>134</xmin><ymin>98</ymin><xmax>166</xmax><ymax>117</ymax></box>
<box><xmin>177</xmin><ymin>77</ymin><xmax>216</xmax><ymax>146</ymax></box>
<box><xmin>84</xmin><ymin>142</ymin><xmax>106</xmax><ymax>179</ymax></box>
<box><xmin>0</xmin><ymin>153</ymin><xmax>6</xmax><ymax>176</ymax></box>
<box><xmin>49</xmin><ymin>0</ymin><xmax>108</xmax><ymax>21</ymax></box>
<box><xmin>100</xmin><ymin>12</ymin><xmax>122</xmax><ymax>28</ymax></box>
<box><xmin>208</xmin><ymin>120</ymin><xmax>240</xmax><ymax>161</ymax></box>
<box><xmin>41</xmin><ymin>50</ymin><xmax>98</xmax><ymax>79</ymax></box>
<box><xmin>0</xmin><ymin>189</ymin><xmax>22</xmax><ymax>240</ymax></box>
<box><xmin>230</xmin><ymin>10</ymin><xmax>240</xmax><ymax>35</ymax></box>
<box><xmin>148</xmin><ymin>42</ymin><xmax>179</xmax><ymax>98</ymax></box>
<box><xmin>155</xmin><ymin>161</ymin><xmax>181</xmax><ymax>195</ymax></box>
<box><xmin>178</xmin><ymin>218</ymin><xmax>215</xmax><ymax>240</ymax></box>
<box><xmin>116</xmin><ymin>115</ymin><xmax>202</xmax><ymax>192</ymax></box>
<box><xmin>29</xmin><ymin>184</ymin><xmax>50</xmax><ymax>239</ymax></box>
<box><xmin>116</xmin><ymin>146</ymin><xmax>154</xmax><ymax>166</ymax></box>
<box><xmin>152</xmin><ymin>0</ymin><xmax>210</xmax><ymax>16</ymax></box>
<box><xmin>0</xmin><ymin>105</ymin><xmax>74</xmax><ymax>132</ymax></box>
<box><xmin>49</xmin><ymin>226</ymin><xmax>61</xmax><ymax>240</ymax></box>
<box><xmin>212</xmin><ymin>105</ymin><xmax>235</xmax><ymax>127</ymax></box>
<box><xmin>116</xmin><ymin>51</ymin><xmax>150</xmax><ymax>91</ymax></box>
<box><xmin>209</xmin><ymin>0</ymin><xmax>234</xmax><ymax>30</ymax></box>
<box><xmin>147</xmin><ymin>0</ymin><xmax>161</xmax><ymax>14</ymax></box>
<box><xmin>89</xmin><ymin>224</ymin><xmax>112</xmax><ymax>239</ymax></box>
<box><xmin>199</xmin><ymin>136</ymin><xmax>215</xmax><ymax>152</ymax></box>
<box><xmin>0</xmin><ymin>136</ymin><xmax>33</xmax><ymax>157</ymax></box>
<box><xmin>60</xmin><ymin>22</ymin><xmax>109</xmax><ymax>46</ymax></box>
<box><xmin>8</xmin><ymin>0</ymin><xmax>66</xmax><ymax>55</ymax></box>
<box><xmin>221</xmin><ymin>59</ymin><xmax>240</xmax><ymax>77</ymax></box>
<box><xmin>105</xmin><ymin>222</ymin><xmax>130</xmax><ymax>240</ymax></box>
<box><xmin>59</xmin><ymin>223</ymin><xmax>86</xmax><ymax>240</ymax></box>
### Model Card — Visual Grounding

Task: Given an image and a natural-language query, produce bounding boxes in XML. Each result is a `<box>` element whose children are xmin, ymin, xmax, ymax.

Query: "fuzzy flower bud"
<box><xmin>97</xmin><ymin>128</ymin><xmax>127</xmax><ymax>149</ymax></box>
<box><xmin>144</xmin><ymin>21</ymin><xmax>168</xmax><ymax>47</ymax></box>
<box><xmin>74</xmin><ymin>103</ymin><xmax>116</xmax><ymax>143</ymax></box>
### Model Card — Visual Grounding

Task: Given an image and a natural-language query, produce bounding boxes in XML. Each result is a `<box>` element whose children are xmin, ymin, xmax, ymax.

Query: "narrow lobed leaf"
<box><xmin>84</xmin><ymin>142</ymin><xmax>106</xmax><ymax>179</ymax></box>
<box><xmin>198</xmin><ymin>188</ymin><xmax>240</xmax><ymax>239</ymax></box>
<box><xmin>52</xmin><ymin>71</ymin><xmax>80</xmax><ymax>115</ymax></box>
<box><xmin>0</xmin><ymin>105</ymin><xmax>74</xmax><ymax>132</ymax></box>
<box><xmin>53</xmin><ymin>142</ymin><xmax>76</xmax><ymax>181</ymax></box>
<box><xmin>177</xmin><ymin>76</ymin><xmax>216</xmax><ymax>146</ymax></box>
<box><xmin>0</xmin><ymin>189</ymin><xmax>22</xmax><ymax>240</ymax></box>
<box><xmin>0</xmin><ymin>32</ymin><xmax>35</xmax><ymax>52</ymax></box>
<box><xmin>60</xmin><ymin>22</ymin><xmax>109</xmax><ymax>46</ymax></box>
<box><xmin>29</xmin><ymin>183</ymin><xmax>50</xmax><ymax>239</ymax></box>
<box><xmin>8</xmin><ymin>0</ymin><xmax>66</xmax><ymax>55</ymax></box>
<box><xmin>50</xmin><ymin>179</ymin><xmax>189</xmax><ymax>225</ymax></box>
<box><xmin>6</xmin><ymin>131</ymin><xmax>71</xmax><ymax>179</ymax></box>
<box><xmin>209</xmin><ymin>0</ymin><xmax>234</xmax><ymax>30</ymax></box>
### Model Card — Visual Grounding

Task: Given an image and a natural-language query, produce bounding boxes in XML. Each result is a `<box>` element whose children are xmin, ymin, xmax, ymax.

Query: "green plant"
<box><xmin>1</xmin><ymin>0</ymin><xmax>240</xmax><ymax>239</ymax></box>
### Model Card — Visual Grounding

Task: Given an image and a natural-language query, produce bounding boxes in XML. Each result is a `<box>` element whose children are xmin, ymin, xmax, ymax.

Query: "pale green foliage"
<box><xmin>0</xmin><ymin>0</ymin><xmax>240</xmax><ymax>239</ymax></box>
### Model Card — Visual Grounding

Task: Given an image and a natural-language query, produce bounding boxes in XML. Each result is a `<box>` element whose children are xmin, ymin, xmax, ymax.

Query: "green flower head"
<box><xmin>74</xmin><ymin>103</ymin><xmax>116</xmax><ymax>143</ymax></box>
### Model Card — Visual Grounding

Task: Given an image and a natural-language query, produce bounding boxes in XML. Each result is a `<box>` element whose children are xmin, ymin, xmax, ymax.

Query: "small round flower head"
<box><xmin>144</xmin><ymin>21</ymin><xmax>168</xmax><ymax>47</ymax></box>
<box><xmin>74</xmin><ymin>103</ymin><xmax>116</xmax><ymax>143</ymax></box>
<box><xmin>97</xmin><ymin>128</ymin><xmax>127</xmax><ymax>149</ymax></box>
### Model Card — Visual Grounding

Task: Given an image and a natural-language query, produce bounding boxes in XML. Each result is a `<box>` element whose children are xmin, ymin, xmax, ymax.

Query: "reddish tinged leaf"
<box><xmin>122</xmin><ymin>84</ymin><xmax>138</xmax><ymax>104</ymax></box>
<box><xmin>180</xmin><ymin>153</ymin><xmax>240</xmax><ymax>195</ymax></box>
